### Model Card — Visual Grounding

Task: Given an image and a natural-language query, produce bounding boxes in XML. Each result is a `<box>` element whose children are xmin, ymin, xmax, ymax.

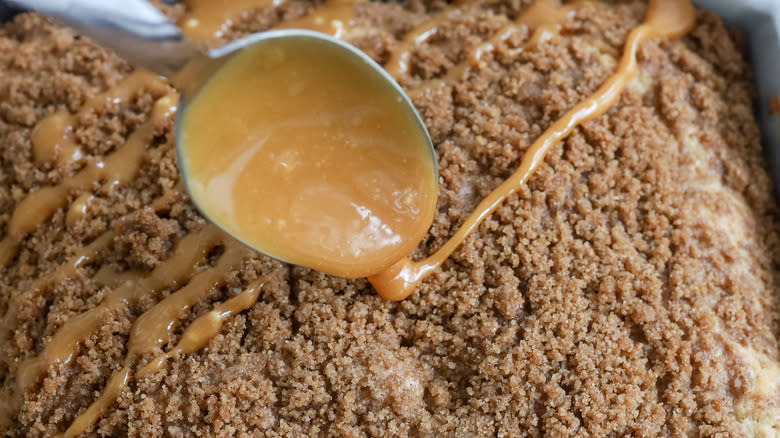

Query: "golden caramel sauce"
<box><xmin>0</xmin><ymin>233</ymin><xmax>114</xmax><ymax>426</ymax></box>
<box><xmin>0</xmin><ymin>71</ymin><xmax>172</xmax><ymax>268</ymax></box>
<box><xmin>91</xmin><ymin>266</ymin><xmax>146</xmax><ymax>288</ymax></box>
<box><xmin>180</xmin><ymin>0</ymin><xmax>286</xmax><ymax>40</ymax></box>
<box><xmin>16</xmin><ymin>225</ymin><xmax>223</xmax><ymax>386</ymax></box>
<box><xmin>275</xmin><ymin>0</ymin><xmax>359</xmax><ymax>38</ymax></box>
<box><xmin>136</xmin><ymin>278</ymin><xmax>265</xmax><ymax>378</ymax></box>
<box><xmin>179</xmin><ymin>36</ymin><xmax>438</xmax><ymax>278</ymax></box>
<box><xmin>31</xmin><ymin>70</ymin><xmax>170</xmax><ymax>167</ymax></box>
<box><xmin>0</xmin><ymin>232</ymin><xmax>114</xmax><ymax>355</ymax></box>
<box><xmin>385</xmin><ymin>0</ymin><xmax>573</xmax><ymax>82</ymax></box>
<box><xmin>31</xmin><ymin>112</ymin><xmax>80</xmax><ymax>164</ymax></box>
<box><xmin>65</xmin><ymin>193</ymin><xmax>94</xmax><ymax>226</ymax></box>
<box><xmin>151</xmin><ymin>180</ymin><xmax>187</xmax><ymax>211</ymax></box>
<box><xmin>126</xmin><ymin>244</ymin><xmax>251</xmax><ymax>360</ymax></box>
<box><xmin>63</xmin><ymin>276</ymin><xmax>264</xmax><ymax>438</ymax></box>
<box><xmin>0</xmin><ymin>74</ymin><xmax>185</xmax><ymax>431</ymax></box>
<box><xmin>408</xmin><ymin>0</ymin><xmax>582</xmax><ymax>94</ymax></box>
<box><xmin>473</xmin><ymin>0</ymin><xmax>577</xmax><ymax>66</ymax></box>
<box><xmin>385</xmin><ymin>1</ymin><xmax>483</xmax><ymax>79</ymax></box>
<box><xmin>61</xmin><ymin>367</ymin><xmax>132</xmax><ymax>438</ymax></box>
<box><xmin>0</xmin><ymin>71</ymin><xmax>184</xmax><ymax>420</ymax></box>
<box><xmin>180</xmin><ymin>0</ymin><xmax>359</xmax><ymax>41</ymax></box>
<box><xmin>60</xmin><ymin>234</ymin><xmax>252</xmax><ymax>438</ymax></box>
<box><xmin>174</xmin><ymin>0</ymin><xmax>361</xmax><ymax>97</ymax></box>
<box><xmin>0</xmin><ymin>0</ymin><xmax>697</xmax><ymax>434</ymax></box>
<box><xmin>369</xmin><ymin>0</ymin><xmax>696</xmax><ymax>300</ymax></box>
<box><xmin>0</xmin><ymin>224</ymin><xmax>228</xmax><ymax>434</ymax></box>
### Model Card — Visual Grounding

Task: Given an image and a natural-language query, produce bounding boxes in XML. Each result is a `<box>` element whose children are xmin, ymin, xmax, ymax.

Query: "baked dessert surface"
<box><xmin>1</xmin><ymin>0</ymin><xmax>779</xmax><ymax>436</ymax></box>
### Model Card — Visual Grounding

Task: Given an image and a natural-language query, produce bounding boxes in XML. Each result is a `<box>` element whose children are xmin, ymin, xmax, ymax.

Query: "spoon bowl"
<box><xmin>174</xmin><ymin>30</ymin><xmax>439</xmax><ymax>276</ymax></box>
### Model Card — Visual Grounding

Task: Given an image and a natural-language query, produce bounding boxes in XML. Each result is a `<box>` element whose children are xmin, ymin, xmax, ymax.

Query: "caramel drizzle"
<box><xmin>0</xmin><ymin>190</ymin><xmax>181</xmax><ymax>427</ymax></box>
<box><xmin>91</xmin><ymin>266</ymin><xmax>146</xmax><ymax>289</ymax></box>
<box><xmin>0</xmin><ymin>71</ymin><xmax>173</xmax><ymax>268</ymax></box>
<box><xmin>0</xmin><ymin>220</ymin><xmax>257</xmax><ymax>435</ymax></box>
<box><xmin>385</xmin><ymin>0</ymin><xmax>575</xmax><ymax>84</ymax></box>
<box><xmin>32</xmin><ymin>72</ymin><xmax>172</xmax><ymax>165</ymax></box>
<box><xmin>0</xmin><ymin>71</ymin><xmax>186</xmax><ymax>429</ymax></box>
<box><xmin>368</xmin><ymin>0</ymin><xmax>696</xmax><ymax>300</ymax></box>
<box><xmin>136</xmin><ymin>278</ymin><xmax>265</xmax><ymax>378</ymax></box>
<box><xmin>0</xmin><ymin>72</ymin><xmax>177</xmax><ymax>426</ymax></box>
<box><xmin>0</xmin><ymin>232</ymin><xmax>114</xmax><ymax>426</ymax></box>
<box><xmin>435</xmin><ymin>0</ymin><xmax>576</xmax><ymax>85</ymax></box>
<box><xmin>273</xmin><ymin>0</ymin><xmax>361</xmax><ymax>38</ymax></box>
<box><xmin>63</xmin><ymin>277</ymin><xmax>264</xmax><ymax>438</ymax></box>
<box><xmin>31</xmin><ymin>112</ymin><xmax>80</xmax><ymax>165</ymax></box>
<box><xmin>60</xmin><ymin>234</ymin><xmax>254</xmax><ymax>438</ymax></box>
<box><xmin>0</xmin><ymin>232</ymin><xmax>114</xmax><ymax>352</ymax></box>
<box><xmin>0</xmin><ymin>187</ymin><xmax>184</xmax><ymax>382</ymax></box>
<box><xmin>14</xmin><ymin>225</ymin><xmax>222</xmax><ymax>388</ymax></box>
<box><xmin>384</xmin><ymin>1</ymin><xmax>483</xmax><ymax>79</ymax></box>
<box><xmin>180</xmin><ymin>0</ymin><xmax>288</xmax><ymax>41</ymax></box>
<box><xmin>65</xmin><ymin>193</ymin><xmax>94</xmax><ymax>226</ymax></box>
<box><xmin>181</xmin><ymin>0</ymin><xmax>360</xmax><ymax>41</ymax></box>
<box><xmin>473</xmin><ymin>0</ymin><xmax>577</xmax><ymax>64</ymax></box>
<box><xmin>2</xmin><ymin>2</ymin><xmax>365</xmax><ymax>430</ymax></box>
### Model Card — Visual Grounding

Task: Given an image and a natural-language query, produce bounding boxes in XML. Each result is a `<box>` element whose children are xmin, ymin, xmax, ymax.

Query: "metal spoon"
<box><xmin>5</xmin><ymin>0</ymin><xmax>438</xmax><ymax>271</ymax></box>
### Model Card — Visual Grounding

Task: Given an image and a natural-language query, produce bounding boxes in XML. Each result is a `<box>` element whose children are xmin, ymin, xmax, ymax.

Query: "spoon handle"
<box><xmin>5</xmin><ymin>0</ymin><xmax>201</xmax><ymax>77</ymax></box>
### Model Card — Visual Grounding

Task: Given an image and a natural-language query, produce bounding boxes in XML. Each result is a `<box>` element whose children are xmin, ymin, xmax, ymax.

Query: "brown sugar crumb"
<box><xmin>770</xmin><ymin>95</ymin><xmax>780</xmax><ymax>116</ymax></box>
<box><xmin>2</xmin><ymin>1</ymin><xmax>780</xmax><ymax>437</ymax></box>
<box><xmin>110</xmin><ymin>207</ymin><xmax>181</xmax><ymax>270</ymax></box>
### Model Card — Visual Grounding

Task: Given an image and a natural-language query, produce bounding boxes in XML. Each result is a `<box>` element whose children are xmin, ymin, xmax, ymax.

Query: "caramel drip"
<box><xmin>369</xmin><ymin>0</ymin><xmax>696</xmax><ymax>300</ymax></box>
<box><xmin>61</xmin><ymin>237</ymin><xmax>253</xmax><ymax>438</ymax></box>
<box><xmin>182</xmin><ymin>0</ymin><xmax>361</xmax><ymax>41</ymax></box>
<box><xmin>65</xmin><ymin>193</ymin><xmax>94</xmax><ymax>226</ymax></box>
<box><xmin>0</xmin><ymin>183</ymin><xmax>184</xmax><ymax>358</ymax></box>
<box><xmin>0</xmin><ymin>230</ymin><xmax>114</xmax><ymax>424</ymax></box>
<box><xmin>0</xmin><ymin>71</ymin><xmax>172</xmax><ymax>268</ymax></box>
<box><xmin>91</xmin><ymin>266</ymin><xmax>145</xmax><ymax>288</ymax></box>
<box><xmin>80</xmin><ymin>71</ymin><xmax>170</xmax><ymax>112</ymax></box>
<box><xmin>126</xmin><ymin>241</ymin><xmax>251</xmax><ymax>362</ymax></box>
<box><xmin>31</xmin><ymin>112</ymin><xmax>80</xmax><ymax>165</ymax></box>
<box><xmin>180</xmin><ymin>0</ymin><xmax>287</xmax><ymax>41</ymax></box>
<box><xmin>136</xmin><ymin>278</ymin><xmax>264</xmax><ymax>378</ymax></box>
<box><xmin>0</xmin><ymin>239</ymin><xmax>18</xmax><ymax>269</ymax></box>
<box><xmin>151</xmin><ymin>180</ymin><xmax>187</xmax><ymax>212</ymax></box>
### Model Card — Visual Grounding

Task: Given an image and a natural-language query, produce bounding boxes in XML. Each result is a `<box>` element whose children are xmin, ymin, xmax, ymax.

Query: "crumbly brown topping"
<box><xmin>1</xmin><ymin>1</ymin><xmax>779</xmax><ymax>436</ymax></box>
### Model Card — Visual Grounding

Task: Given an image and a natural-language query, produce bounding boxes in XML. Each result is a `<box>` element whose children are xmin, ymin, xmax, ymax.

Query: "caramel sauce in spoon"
<box><xmin>177</xmin><ymin>33</ymin><xmax>438</xmax><ymax>279</ymax></box>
